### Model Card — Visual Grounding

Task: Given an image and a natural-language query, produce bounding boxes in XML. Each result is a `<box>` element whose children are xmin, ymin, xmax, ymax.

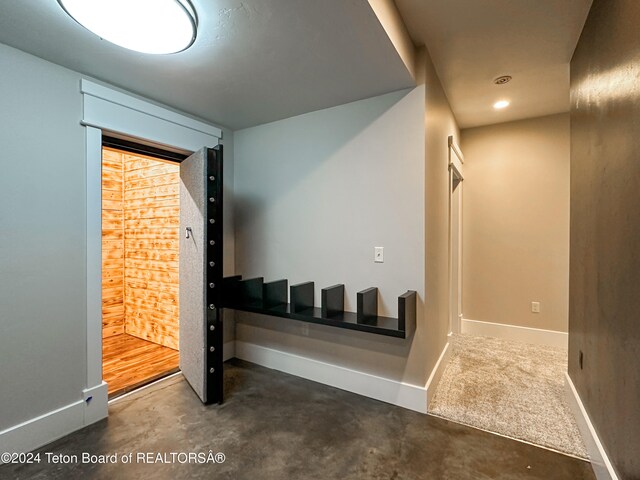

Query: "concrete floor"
<box><xmin>2</xmin><ymin>359</ymin><xmax>595</xmax><ymax>480</ymax></box>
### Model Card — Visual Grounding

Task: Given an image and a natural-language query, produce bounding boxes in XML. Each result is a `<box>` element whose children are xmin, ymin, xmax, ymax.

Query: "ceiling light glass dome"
<box><xmin>58</xmin><ymin>0</ymin><xmax>197</xmax><ymax>54</ymax></box>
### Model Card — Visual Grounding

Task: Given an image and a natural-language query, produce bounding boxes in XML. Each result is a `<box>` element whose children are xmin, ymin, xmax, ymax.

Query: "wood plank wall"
<box><xmin>102</xmin><ymin>148</ymin><xmax>125</xmax><ymax>337</ymax></box>
<box><xmin>123</xmin><ymin>152</ymin><xmax>180</xmax><ymax>350</ymax></box>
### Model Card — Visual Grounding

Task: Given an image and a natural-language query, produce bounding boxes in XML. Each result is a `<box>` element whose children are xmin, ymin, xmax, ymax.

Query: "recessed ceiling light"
<box><xmin>58</xmin><ymin>0</ymin><xmax>197</xmax><ymax>54</ymax></box>
<box><xmin>493</xmin><ymin>100</ymin><xmax>510</xmax><ymax>110</ymax></box>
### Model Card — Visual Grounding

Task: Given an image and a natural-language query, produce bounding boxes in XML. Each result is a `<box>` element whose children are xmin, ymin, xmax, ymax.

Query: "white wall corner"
<box><xmin>425</xmin><ymin>341</ymin><xmax>451</xmax><ymax>409</ymax></box>
<box><xmin>85</xmin><ymin>126</ymin><xmax>103</xmax><ymax>392</ymax></box>
<box><xmin>235</xmin><ymin>341</ymin><xmax>427</xmax><ymax>413</ymax></box>
<box><xmin>223</xmin><ymin>341</ymin><xmax>236</xmax><ymax>362</ymax></box>
<box><xmin>461</xmin><ymin>318</ymin><xmax>568</xmax><ymax>350</ymax></box>
<box><xmin>83</xmin><ymin>382</ymin><xmax>108</xmax><ymax>426</ymax></box>
<box><xmin>564</xmin><ymin>373</ymin><xmax>619</xmax><ymax>480</ymax></box>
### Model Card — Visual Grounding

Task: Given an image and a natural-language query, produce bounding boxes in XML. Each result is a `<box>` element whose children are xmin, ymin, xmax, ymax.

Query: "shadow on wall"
<box><xmin>234</xmin><ymin>88</ymin><xmax>424</xmax><ymax>316</ymax></box>
<box><xmin>234</xmin><ymin>87</ymin><xmax>413</xmax><ymax>229</ymax></box>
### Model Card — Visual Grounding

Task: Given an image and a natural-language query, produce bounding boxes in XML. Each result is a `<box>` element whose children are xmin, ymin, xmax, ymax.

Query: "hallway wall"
<box><xmin>569</xmin><ymin>0</ymin><xmax>640</xmax><ymax>477</ymax></box>
<box><xmin>461</xmin><ymin>114</ymin><xmax>570</xmax><ymax>332</ymax></box>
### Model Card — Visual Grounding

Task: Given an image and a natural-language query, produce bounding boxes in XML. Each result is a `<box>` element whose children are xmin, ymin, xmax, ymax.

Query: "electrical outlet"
<box><xmin>531</xmin><ymin>301</ymin><xmax>540</xmax><ymax>313</ymax></box>
<box><xmin>301</xmin><ymin>323</ymin><xmax>309</xmax><ymax>336</ymax></box>
<box><xmin>374</xmin><ymin>246</ymin><xmax>384</xmax><ymax>263</ymax></box>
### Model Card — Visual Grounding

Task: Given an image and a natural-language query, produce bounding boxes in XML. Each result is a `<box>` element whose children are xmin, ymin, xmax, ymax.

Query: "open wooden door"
<box><xmin>179</xmin><ymin>146</ymin><xmax>224</xmax><ymax>404</ymax></box>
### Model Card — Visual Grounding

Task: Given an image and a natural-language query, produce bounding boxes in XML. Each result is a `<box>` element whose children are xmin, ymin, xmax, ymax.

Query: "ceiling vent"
<box><xmin>493</xmin><ymin>75</ymin><xmax>512</xmax><ymax>85</ymax></box>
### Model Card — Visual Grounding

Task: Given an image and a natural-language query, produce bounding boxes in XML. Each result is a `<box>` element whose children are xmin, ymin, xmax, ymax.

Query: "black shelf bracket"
<box><xmin>291</xmin><ymin>282</ymin><xmax>314</xmax><ymax>313</ymax></box>
<box><xmin>321</xmin><ymin>284</ymin><xmax>344</xmax><ymax>318</ymax></box>
<box><xmin>222</xmin><ymin>276</ymin><xmax>416</xmax><ymax>339</ymax></box>
<box><xmin>357</xmin><ymin>287</ymin><xmax>378</xmax><ymax>323</ymax></box>
<box><xmin>264</xmin><ymin>279</ymin><xmax>288</xmax><ymax>308</ymax></box>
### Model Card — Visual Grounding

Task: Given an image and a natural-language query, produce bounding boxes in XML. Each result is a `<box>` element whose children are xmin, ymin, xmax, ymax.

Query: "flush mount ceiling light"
<box><xmin>493</xmin><ymin>100</ymin><xmax>510</xmax><ymax>110</ymax></box>
<box><xmin>58</xmin><ymin>0</ymin><xmax>197</xmax><ymax>54</ymax></box>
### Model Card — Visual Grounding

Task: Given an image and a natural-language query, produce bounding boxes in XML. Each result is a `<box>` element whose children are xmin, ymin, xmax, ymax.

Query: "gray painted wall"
<box><xmin>0</xmin><ymin>43</ymin><xmax>87</xmax><ymax>431</ymax></box>
<box><xmin>234</xmin><ymin>87</ymin><xmax>428</xmax><ymax>385</ymax></box>
<box><xmin>569</xmin><ymin>0</ymin><xmax>640</xmax><ymax>478</ymax></box>
<box><xmin>0</xmin><ymin>43</ymin><xmax>234</xmax><ymax>434</ymax></box>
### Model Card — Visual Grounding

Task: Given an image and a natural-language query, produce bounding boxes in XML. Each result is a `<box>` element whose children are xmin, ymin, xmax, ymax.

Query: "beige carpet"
<box><xmin>429</xmin><ymin>333</ymin><xmax>587</xmax><ymax>458</ymax></box>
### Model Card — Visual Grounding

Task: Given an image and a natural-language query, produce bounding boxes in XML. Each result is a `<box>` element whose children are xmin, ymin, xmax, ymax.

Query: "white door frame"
<box><xmin>81</xmin><ymin>79</ymin><xmax>221</xmax><ymax>423</ymax></box>
<box><xmin>448</xmin><ymin>136</ymin><xmax>464</xmax><ymax>334</ymax></box>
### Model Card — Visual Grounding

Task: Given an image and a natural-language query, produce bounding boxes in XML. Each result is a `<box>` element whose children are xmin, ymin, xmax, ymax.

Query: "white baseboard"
<box><xmin>461</xmin><ymin>318</ymin><xmax>568</xmax><ymax>349</ymax></box>
<box><xmin>0</xmin><ymin>401</ymin><xmax>84</xmax><ymax>461</ymax></box>
<box><xmin>565</xmin><ymin>373</ymin><xmax>619</xmax><ymax>480</ymax></box>
<box><xmin>83</xmin><ymin>382</ymin><xmax>108</xmax><ymax>426</ymax></box>
<box><xmin>235</xmin><ymin>341</ymin><xmax>428</xmax><ymax>413</ymax></box>
<box><xmin>425</xmin><ymin>341</ymin><xmax>451</xmax><ymax>408</ymax></box>
<box><xmin>223</xmin><ymin>340</ymin><xmax>235</xmax><ymax>362</ymax></box>
<box><xmin>0</xmin><ymin>382</ymin><xmax>109</xmax><ymax>462</ymax></box>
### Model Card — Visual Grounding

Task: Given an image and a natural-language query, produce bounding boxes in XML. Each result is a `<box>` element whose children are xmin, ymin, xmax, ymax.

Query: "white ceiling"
<box><xmin>0</xmin><ymin>1</ymin><xmax>594</xmax><ymax>131</ymax></box>
<box><xmin>0</xmin><ymin>0</ymin><xmax>414</xmax><ymax>130</ymax></box>
<box><xmin>395</xmin><ymin>0</ymin><xmax>592</xmax><ymax>128</ymax></box>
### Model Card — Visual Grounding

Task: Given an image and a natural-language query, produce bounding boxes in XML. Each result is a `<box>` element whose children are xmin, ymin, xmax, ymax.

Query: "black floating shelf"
<box><xmin>222</xmin><ymin>276</ymin><xmax>416</xmax><ymax>339</ymax></box>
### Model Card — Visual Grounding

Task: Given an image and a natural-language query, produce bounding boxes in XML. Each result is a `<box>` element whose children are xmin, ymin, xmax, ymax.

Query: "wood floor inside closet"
<box><xmin>103</xmin><ymin>334</ymin><xmax>180</xmax><ymax>398</ymax></box>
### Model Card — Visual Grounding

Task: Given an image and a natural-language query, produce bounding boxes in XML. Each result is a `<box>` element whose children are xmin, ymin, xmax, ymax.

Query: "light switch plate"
<box><xmin>374</xmin><ymin>247</ymin><xmax>384</xmax><ymax>263</ymax></box>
